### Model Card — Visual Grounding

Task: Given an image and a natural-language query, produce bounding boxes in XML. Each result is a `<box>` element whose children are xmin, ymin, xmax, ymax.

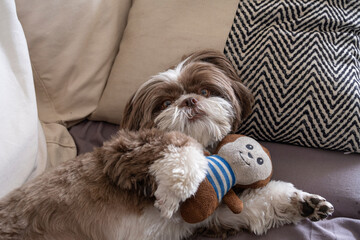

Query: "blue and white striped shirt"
<box><xmin>206</xmin><ymin>155</ymin><xmax>236</xmax><ymax>201</ymax></box>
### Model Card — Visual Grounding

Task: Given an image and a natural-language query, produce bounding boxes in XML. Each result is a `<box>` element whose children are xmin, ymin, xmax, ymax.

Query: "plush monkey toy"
<box><xmin>180</xmin><ymin>134</ymin><xmax>273</xmax><ymax>224</ymax></box>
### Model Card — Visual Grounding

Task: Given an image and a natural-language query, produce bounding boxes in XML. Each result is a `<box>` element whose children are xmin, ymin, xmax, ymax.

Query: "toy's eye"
<box><xmin>257</xmin><ymin>158</ymin><xmax>264</xmax><ymax>165</ymax></box>
<box><xmin>246</xmin><ymin>144</ymin><xmax>253</xmax><ymax>150</ymax></box>
<box><xmin>200</xmin><ymin>89</ymin><xmax>210</xmax><ymax>97</ymax></box>
<box><xmin>161</xmin><ymin>100</ymin><xmax>172</xmax><ymax>110</ymax></box>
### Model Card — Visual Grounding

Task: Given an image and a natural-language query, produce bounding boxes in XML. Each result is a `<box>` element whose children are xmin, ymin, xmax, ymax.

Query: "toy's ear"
<box><xmin>261</xmin><ymin>145</ymin><xmax>271</xmax><ymax>160</ymax></box>
<box><xmin>214</xmin><ymin>134</ymin><xmax>245</xmax><ymax>153</ymax></box>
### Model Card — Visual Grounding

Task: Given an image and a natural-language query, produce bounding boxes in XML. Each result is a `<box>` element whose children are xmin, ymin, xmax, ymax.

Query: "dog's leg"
<box><xmin>209</xmin><ymin>180</ymin><xmax>334</xmax><ymax>235</ymax></box>
<box><xmin>150</xmin><ymin>144</ymin><xmax>209</xmax><ymax>219</ymax></box>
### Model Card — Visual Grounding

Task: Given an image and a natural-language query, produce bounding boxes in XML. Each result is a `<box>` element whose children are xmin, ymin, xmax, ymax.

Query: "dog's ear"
<box><xmin>230</xmin><ymin>80</ymin><xmax>254</xmax><ymax>130</ymax></box>
<box><xmin>121</xmin><ymin>93</ymin><xmax>155</xmax><ymax>130</ymax></box>
<box><xmin>185</xmin><ymin>50</ymin><xmax>254</xmax><ymax>131</ymax></box>
<box><xmin>121</xmin><ymin>94</ymin><xmax>140</xmax><ymax>130</ymax></box>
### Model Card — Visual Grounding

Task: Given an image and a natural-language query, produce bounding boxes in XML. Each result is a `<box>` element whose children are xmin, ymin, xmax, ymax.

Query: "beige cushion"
<box><xmin>41</xmin><ymin>122</ymin><xmax>77</xmax><ymax>169</ymax></box>
<box><xmin>15</xmin><ymin>0</ymin><xmax>131</xmax><ymax>166</ymax></box>
<box><xmin>16</xmin><ymin>0</ymin><xmax>132</xmax><ymax>126</ymax></box>
<box><xmin>90</xmin><ymin>0</ymin><xmax>239</xmax><ymax>124</ymax></box>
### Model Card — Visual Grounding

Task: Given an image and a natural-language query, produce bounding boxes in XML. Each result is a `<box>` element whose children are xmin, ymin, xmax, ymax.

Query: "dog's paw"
<box><xmin>299</xmin><ymin>194</ymin><xmax>334</xmax><ymax>221</ymax></box>
<box><xmin>154</xmin><ymin>193</ymin><xmax>180</xmax><ymax>219</ymax></box>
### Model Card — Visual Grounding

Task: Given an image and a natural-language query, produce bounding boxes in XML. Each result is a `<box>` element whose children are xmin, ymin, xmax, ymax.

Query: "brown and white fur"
<box><xmin>0</xmin><ymin>129</ymin><xmax>210</xmax><ymax>239</ymax></box>
<box><xmin>120</xmin><ymin>50</ymin><xmax>334</xmax><ymax>236</ymax></box>
<box><xmin>0</xmin><ymin>50</ymin><xmax>334</xmax><ymax>240</ymax></box>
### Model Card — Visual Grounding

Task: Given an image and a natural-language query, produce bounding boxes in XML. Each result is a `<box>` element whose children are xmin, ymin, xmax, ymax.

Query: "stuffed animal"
<box><xmin>180</xmin><ymin>134</ymin><xmax>273</xmax><ymax>224</ymax></box>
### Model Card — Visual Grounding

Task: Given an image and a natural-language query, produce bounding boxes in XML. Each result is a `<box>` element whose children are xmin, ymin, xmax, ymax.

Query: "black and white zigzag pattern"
<box><xmin>224</xmin><ymin>0</ymin><xmax>360</xmax><ymax>153</ymax></box>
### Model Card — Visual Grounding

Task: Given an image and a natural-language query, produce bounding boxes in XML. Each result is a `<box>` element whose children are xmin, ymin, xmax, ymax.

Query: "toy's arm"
<box><xmin>180</xmin><ymin>179</ymin><xmax>219</xmax><ymax>223</ymax></box>
<box><xmin>222</xmin><ymin>189</ymin><xmax>243</xmax><ymax>214</ymax></box>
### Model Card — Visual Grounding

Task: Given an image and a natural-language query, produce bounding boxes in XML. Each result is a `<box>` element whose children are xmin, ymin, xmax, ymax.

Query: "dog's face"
<box><xmin>121</xmin><ymin>50</ymin><xmax>254</xmax><ymax>147</ymax></box>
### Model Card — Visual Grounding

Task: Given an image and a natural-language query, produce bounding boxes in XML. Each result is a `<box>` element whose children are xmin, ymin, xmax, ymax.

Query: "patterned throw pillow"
<box><xmin>224</xmin><ymin>0</ymin><xmax>360</xmax><ymax>153</ymax></box>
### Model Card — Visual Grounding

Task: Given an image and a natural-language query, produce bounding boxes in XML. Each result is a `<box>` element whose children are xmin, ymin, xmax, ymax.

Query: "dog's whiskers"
<box><xmin>171</xmin><ymin>107</ymin><xmax>180</xmax><ymax>125</ymax></box>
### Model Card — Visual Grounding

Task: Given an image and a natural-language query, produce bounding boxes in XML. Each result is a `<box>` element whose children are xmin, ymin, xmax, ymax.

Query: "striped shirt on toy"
<box><xmin>206</xmin><ymin>155</ymin><xmax>236</xmax><ymax>201</ymax></box>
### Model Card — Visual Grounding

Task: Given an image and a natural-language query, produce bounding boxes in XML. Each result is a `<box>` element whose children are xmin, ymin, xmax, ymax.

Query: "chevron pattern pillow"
<box><xmin>224</xmin><ymin>0</ymin><xmax>360</xmax><ymax>153</ymax></box>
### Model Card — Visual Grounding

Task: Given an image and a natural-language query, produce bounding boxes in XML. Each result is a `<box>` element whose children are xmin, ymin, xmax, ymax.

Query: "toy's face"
<box><xmin>217</xmin><ymin>136</ymin><xmax>272</xmax><ymax>185</ymax></box>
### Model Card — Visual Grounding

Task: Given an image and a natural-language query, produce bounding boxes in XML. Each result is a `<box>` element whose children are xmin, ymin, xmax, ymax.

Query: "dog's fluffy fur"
<box><xmin>0</xmin><ymin>50</ymin><xmax>334</xmax><ymax>240</ymax></box>
<box><xmin>0</xmin><ymin>129</ymin><xmax>209</xmax><ymax>239</ymax></box>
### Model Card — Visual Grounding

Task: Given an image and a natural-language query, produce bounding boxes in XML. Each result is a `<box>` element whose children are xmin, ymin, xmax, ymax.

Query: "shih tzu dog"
<box><xmin>0</xmin><ymin>50</ymin><xmax>333</xmax><ymax>240</ymax></box>
<box><xmin>120</xmin><ymin>50</ymin><xmax>334</xmax><ymax>235</ymax></box>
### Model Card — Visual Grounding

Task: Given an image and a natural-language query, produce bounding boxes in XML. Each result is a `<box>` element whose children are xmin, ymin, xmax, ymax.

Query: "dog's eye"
<box><xmin>257</xmin><ymin>158</ymin><xmax>264</xmax><ymax>165</ymax></box>
<box><xmin>200</xmin><ymin>89</ymin><xmax>210</xmax><ymax>97</ymax></box>
<box><xmin>161</xmin><ymin>100</ymin><xmax>172</xmax><ymax>110</ymax></box>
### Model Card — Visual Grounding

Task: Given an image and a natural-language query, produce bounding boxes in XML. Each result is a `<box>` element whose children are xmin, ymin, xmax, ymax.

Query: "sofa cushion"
<box><xmin>191</xmin><ymin>218</ymin><xmax>360</xmax><ymax>240</ymax></box>
<box><xmin>224</xmin><ymin>0</ymin><xmax>360</xmax><ymax>153</ymax></box>
<box><xmin>16</xmin><ymin>0</ymin><xmax>132</xmax><ymax>126</ymax></box>
<box><xmin>41</xmin><ymin>122</ymin><xmax>77</xmax><ymax>169</ymax></box>
<box><xmin>260</xmin><ymin>141</ymin><xmax>360</xmax><ymax>220</ymax></box>
<box><xmin>90</xmin><ymin>0</ymin><xmax>239</xmax><ymax>124</ymax></box>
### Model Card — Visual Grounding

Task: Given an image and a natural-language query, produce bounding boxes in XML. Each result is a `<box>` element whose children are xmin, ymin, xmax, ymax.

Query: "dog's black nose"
<box><xmin>181</xmin><ymin>97</ymin><xmax>198</xmax><ymax>107</ymax></box>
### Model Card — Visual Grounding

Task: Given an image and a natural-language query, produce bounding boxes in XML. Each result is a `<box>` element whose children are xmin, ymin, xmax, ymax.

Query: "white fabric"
<box><xmin>0</xmin><ymin>0</ymin><xmax>47</xmax><ymax>198</ymax></box>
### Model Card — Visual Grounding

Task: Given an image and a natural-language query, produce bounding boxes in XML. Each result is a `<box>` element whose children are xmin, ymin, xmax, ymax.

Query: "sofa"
<box><xmin>1</xmin><ymin>0</ymin><xmax>359</xmax><ymax>239</ymax></box>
